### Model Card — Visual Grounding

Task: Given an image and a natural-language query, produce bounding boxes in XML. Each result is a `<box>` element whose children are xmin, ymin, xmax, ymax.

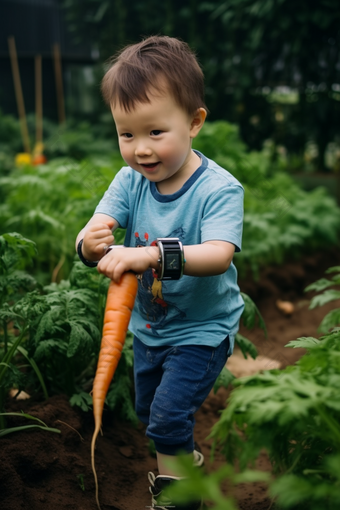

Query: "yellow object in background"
<box><xmin>15</xmin><ymin>152</ymin><xmax>32</xmax><ymax>166</ymax></box>
<box><xmin>33</xmin><ymin>141</ymin><xmax>44</xmax><ymax>156</ymax></box>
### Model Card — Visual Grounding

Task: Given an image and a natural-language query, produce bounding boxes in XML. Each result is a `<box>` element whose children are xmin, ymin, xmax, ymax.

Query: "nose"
<box><xmin>134</xmin><ymin>139</ymin><xmax>153</xmax><ymax>157</ymax></box>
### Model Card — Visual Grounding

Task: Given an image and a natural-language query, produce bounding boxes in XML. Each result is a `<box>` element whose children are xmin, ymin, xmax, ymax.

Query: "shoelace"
<box><xmin>148</xmin><ymin>472</ymin><xmax>178</xmax><ymax>509</ymax></box>
<box><xmin>148</xmin><ymin>449</ymin><xmax>204</xmax><ymax>509</ymax></box>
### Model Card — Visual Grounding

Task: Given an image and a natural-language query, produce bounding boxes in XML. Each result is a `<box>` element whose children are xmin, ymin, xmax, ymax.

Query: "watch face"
<box><xmin>165</xmin><ymin>252</ymin><xmax>180</xmax><ymax>271</ymax></box>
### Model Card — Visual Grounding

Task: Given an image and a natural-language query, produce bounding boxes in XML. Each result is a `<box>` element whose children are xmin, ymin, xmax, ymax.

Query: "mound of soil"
<box><xmin>1</xmin><ymin>248</ymin><xmax>340</xmax><ymax>510</ymax></box>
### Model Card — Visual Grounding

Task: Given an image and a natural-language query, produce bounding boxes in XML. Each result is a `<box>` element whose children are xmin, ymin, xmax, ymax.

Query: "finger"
<box><xmin>96</xmin><ymin>259</ymin><xmax>107</xmax><ymax>275</ymax></box>
<box><xmin>106</xmin><ymin>220</ymin><xmax>115</xmax><ymax>230</ymax></box>
<box><xmin>87</xmin><ymin>222</ymin><xmax>114</xmax><ymax>234</ymax></box>
<box><xmin>93</xmin><ymin>220</ymin><xmax>114</xmax><ymax>230</ymax></box>
<box><xmin>87</xmin><ymin>235</ymin><xmax>115</xmax><ymax>251</ymax></box>
<box><xmin>101</xmin><ymin>220</ymin><xmax>115</xmax><ymax>232</ymax></box>
<box><xmin>112</xmin><ymin>263</ymin><xmax>126</xmax><ymax>283</ymax></box>
<box><xmin>87</xmin><ymin>227</ymin><xmax>114</xmax><ymax>239</ymax></box>
<box><xmin>97</xmin><ymin>254</ymin><xmax>116</xmax><ymax>276</ymax></box>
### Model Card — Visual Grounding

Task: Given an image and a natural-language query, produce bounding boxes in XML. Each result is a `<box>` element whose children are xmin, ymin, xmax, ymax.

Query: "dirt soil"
<box><xmin>1</xmin><ymin>248</ymin><xmax>340</xmax><ymax>510</ymax></box>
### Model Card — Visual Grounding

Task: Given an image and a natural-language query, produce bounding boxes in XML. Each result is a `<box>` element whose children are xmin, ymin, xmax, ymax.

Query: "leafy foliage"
<box><xmin>208</xmin><ymin>267</ymin><xmax>340</xmax><ymax>509</ymax></box>
<box><xmin>160</xmin><ymin>451</ymin><xmax>270</xmax><ymax>510</ymax></box>
<box><xmin>239</xmin><ymin>292</ymin><xmax>267</xmax><ymax>336</ymax></box>
<box><xmin>208</xmin><ymin>0</ymin><xmax>340</xmax><ymax>164</ymax></box>
<box><xmin>43</xmin><ymin>119</ymin><xmax>119</xmax><ymax>161</ymax></box>
<box><xmin>0</xmin><ymin>233</ymin><xmax>43</xmax><ymax>428</ymax></box>
<box><xmin>26</xmin><ymin>261</ymin><xmax>138</xmax><ymax>420</ymax></box>
<box><xmin>28</xmin><ymin>276</ymin><xmax>102</xmax><ymax>396</ymax></box>
<box><xmin>213</xmin><ymin>367</ymin><xmax>235</xmax><ymax>394</ymax></box>
<box><xmin>0</xmin><ymin>232</ymin><xmax>37</xmax><ymax>298</ymax></box>
<box><xmin>0</xmin><ymin>153</ymin><xmax>123</xmax><ymax>283</ymax></box>
<box><xmin>0</xmin><ymin>233</ymin><xmax>137</xmax><ymax>423</ymax></box>
<box><xmin>62</xmin><ymin>0</ymin><xmax>340</xmax><ymax>164</ymax></box>
<box><xmin>305</xmin><ymin>266</ymin><xmax>340</xmax><ymax>333</ymax></box>
<box><xmin>234</xmin><ymin>333</ymin><xmax>258</xmax><ymax>360</ymax></box>
<box><xmin>0</xmin><ymin>110</ymin><xmax>23</xmax><ymax>174</ymax></box>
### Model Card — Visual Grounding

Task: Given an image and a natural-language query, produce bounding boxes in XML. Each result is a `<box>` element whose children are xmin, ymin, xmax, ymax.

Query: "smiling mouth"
<box><xmin>140</xmin><ymin>162</ymin><xmax>160</xmax><ymax>170</ymax></box>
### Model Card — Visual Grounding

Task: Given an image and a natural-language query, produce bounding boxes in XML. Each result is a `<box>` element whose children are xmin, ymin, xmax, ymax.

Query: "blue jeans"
<box><xmin>133</xmin><ymin>335</ymin><xmax>230</xmax><ymax>455</ymax></box>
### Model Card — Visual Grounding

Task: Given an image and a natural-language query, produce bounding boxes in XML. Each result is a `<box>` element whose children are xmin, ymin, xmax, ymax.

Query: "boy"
<box><xmin>76</xmin><ymin>35</ymin><xmax>244</xmax><ymax>510</ymax></box>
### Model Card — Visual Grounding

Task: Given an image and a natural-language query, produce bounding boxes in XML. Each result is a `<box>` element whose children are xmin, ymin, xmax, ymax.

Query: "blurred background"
<box><xmin>0</xmin><ymin>0</ymin><xmax>340</xmax><ymax>283</ymax></box>
<box><xmin>1</xmin><ymin>0</ymin><xmax>340</xmax><ymax>173</ymax></box>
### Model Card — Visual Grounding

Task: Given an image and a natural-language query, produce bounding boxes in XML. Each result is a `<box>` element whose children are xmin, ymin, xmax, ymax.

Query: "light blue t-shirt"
<box><xmin>95</xmin><ymin>151</ymin><xmax>244</xmax><ymax>354</ymax></box>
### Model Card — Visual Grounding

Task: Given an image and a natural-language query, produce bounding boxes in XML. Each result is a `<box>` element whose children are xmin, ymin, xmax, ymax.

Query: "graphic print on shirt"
<box><xmin>134</xmin><ymin>228</ymin><xmax>186</xmax><ymax>335</ymax></box>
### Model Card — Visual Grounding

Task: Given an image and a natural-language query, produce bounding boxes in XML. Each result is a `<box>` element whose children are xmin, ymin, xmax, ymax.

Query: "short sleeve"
<box><xmin>94</xmin><ymin>167</ymin><xmax>131</xmax><ymax>228</ymax></box>
<box><xmin>201</xmin><ymin>184</ymin><xmax>244</xmax><ymax>252</ymax></box>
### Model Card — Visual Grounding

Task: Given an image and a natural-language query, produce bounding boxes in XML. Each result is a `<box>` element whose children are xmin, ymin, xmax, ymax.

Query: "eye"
<box><xmin>150</xmin><ymin>130</ymin><xmax>162</xmax><ymax>136</ymax></box>
<box><xmin>121</xmin><ymin>132</ymin><xmax>133</xmax><ymax>138</ymax></box>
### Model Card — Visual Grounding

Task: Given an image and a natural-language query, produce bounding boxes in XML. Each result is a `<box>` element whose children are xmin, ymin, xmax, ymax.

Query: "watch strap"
<box><xmin>77</xmin><ymin>239</ymin><xmax>99</xmax><ymax>268</ymax></box>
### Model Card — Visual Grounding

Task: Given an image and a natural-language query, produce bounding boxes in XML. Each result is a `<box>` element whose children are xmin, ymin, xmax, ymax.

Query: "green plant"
<box><xmin>0</xmin><ymin>233</ymin><xmax>137</xmax><ymax>428</ymax></box>
<box><xmin>0</xmin><ymin>110</ymin><xmax>23</xmax><ymax>175</ymax></box>
<box><xmin>28</xmin><ymin>267</ymin><xmax>103</xmax><ymax>397</ymax></box>
<box><xmin>76</xmin><ymin>473</ymin><xmax>86</xmax><ymax>492</ymax></box>
<box><xmin>0</xmin><ymin>233</ymin><xmax>48</xmax><ymax>429</ymax></box>
<box><xmin>209</xmin><ymin>266</ymin><xmax>340</xmax><ymax>510</ymax></box>
<box><xmin>27</xmin><ymin>260</ymin><xmax>137</xmax><ymax>421</ymax></box>
<box><xmin>0</xmin><ymin>412</ymin><xmax>60</xmax><ymax>437</ymax></box>
<box><xmin>304</xmin><ymin>265</ymin><xmax>340</xmax><ymax>334</ymax></box>
<box><xmin>43</xmin><ymin>119</ymin><xmax>118</xmax><ymax>161</ymax></box>
<box><xmin>0</xmin><ymin>154</ymin><xmax>124</xmax><ymax>283</ymax></box>
<box><xmin>162</xmin><ymin>452</ymin><xmax>270</xmax><ymax>510</ymax></box>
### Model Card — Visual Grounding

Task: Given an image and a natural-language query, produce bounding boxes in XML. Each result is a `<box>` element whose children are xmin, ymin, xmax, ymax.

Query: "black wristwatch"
<box><xmin>156</xmin><ymin>238</ymin><xmax>185</xmax><ymax>280</ymax></box>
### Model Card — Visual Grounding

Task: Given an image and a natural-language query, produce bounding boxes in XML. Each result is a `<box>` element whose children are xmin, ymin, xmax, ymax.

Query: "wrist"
<box><xmin>145</xmin><ymin>246</ymin><xmax>160</xmax><ymax>270</ymax></box>
<box><xmin>77</xmin><ymin>239</ymin><xmax>99</xmax><ymax>268</ymax></box>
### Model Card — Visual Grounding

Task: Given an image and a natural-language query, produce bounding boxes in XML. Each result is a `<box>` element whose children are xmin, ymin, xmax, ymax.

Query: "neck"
<box><xmin>156</xmin><ymin>151</ymin><xmax>201</xmax><ymax>195</ymax></box>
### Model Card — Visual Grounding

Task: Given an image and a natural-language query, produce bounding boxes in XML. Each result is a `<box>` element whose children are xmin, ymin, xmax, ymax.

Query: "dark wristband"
<box><xmin>77</xmin><ymin>239</ymin><xmax>98</xmax><ymax>268</ymax></box>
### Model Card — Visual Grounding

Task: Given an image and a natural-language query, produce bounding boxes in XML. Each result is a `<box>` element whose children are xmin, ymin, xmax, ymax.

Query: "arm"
<box><xmin>75</xmin><ymin>213</ymin><xmax>119</xmax><ymax>262</ymax></box>
<box><xmin>182</xmin><ymin>241</ymin><xmax>235</xmax><ymax>276</ymax></box>
<box><xmin>97</xmin><ymin>240</ymin><xmax>235</xmax><ymax>283</ymax></box>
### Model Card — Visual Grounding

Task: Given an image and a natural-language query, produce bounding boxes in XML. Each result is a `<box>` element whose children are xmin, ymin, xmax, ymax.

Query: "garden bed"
<box><xmin>1</xmin><ymin>247</ymin><xmax>340</xmax><ymax>510</ymax></box>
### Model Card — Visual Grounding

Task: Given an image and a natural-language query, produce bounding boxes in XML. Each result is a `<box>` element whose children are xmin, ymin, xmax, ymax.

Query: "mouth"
<box><xmin>139</xmin><ymin>162</ymin><xmax>160</xmax><ymax>172</ymax></box>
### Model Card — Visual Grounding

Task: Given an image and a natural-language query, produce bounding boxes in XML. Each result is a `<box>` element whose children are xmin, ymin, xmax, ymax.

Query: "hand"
<box><xmin>82</xmin><ymin>221</ymin><xmax>115</xmax><ymax>261</ymax></box>
<box><xmin>97</xmin><ymin>246</ymin><xmax>159</xmax><ymax>283</ymax></box>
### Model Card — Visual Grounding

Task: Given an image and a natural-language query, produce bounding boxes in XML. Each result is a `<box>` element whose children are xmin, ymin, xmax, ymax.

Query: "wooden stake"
<box><xmin>53</xmin><ymin>43</ymin><xmax>66</xmax><ymax>124</ymax></box>
<box><xmin>8</xmin><ymin>36</ymin><xmax>31</xmax><ymax>153</ymax></box>
<box><xmin>35</xmin><ymin>54</ymin><xmax>43</xmax><ymax>145</ymax></box>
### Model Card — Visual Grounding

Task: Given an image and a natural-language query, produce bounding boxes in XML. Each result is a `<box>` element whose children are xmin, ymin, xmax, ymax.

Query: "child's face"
<box><xmin>111</xmin><ymin>90</ymin><xmax>205</xmax><ymax>187</ymax></box>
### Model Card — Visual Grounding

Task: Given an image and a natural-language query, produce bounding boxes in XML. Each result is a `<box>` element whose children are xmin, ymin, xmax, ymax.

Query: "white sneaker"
<box><xmin>193</xmin><ymin>449</ymin><xmax>204</xmax><ymax>467</ymax></box>
<box><xmin>148</xmin><ymin>472</ymin><xmax>203</xmax><ymax>510</ymax></box>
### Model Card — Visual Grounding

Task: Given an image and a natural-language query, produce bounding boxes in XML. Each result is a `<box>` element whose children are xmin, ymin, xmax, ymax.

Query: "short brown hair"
<box><xmin>101</xmin><ymin>35</ymin><xmax>207</xmax><ymax>116</ymax></box>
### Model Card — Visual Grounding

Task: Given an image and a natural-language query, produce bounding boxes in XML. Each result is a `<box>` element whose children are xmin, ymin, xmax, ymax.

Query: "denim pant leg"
<box><xmin>133</xmin><ymin>336</ymin><xmax>230</xmax><ymax>455</ymax></box>
<box><xmin>133</xmin><ymin>337</ymin><xmax>165</xmax><ymax>425</ymax></box>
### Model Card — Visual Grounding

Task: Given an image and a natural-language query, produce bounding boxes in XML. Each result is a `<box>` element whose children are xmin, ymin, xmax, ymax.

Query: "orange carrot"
<box><xmin>91</xmin><ymin>272</ymin><xmax>138</xmax><ymax>509</ymax></box>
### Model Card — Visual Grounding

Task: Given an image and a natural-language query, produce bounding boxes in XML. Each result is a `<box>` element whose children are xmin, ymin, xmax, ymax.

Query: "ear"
<box><xmin>190</xmin><ymin>108</ymin><xmax>207</xmax><ymax>138</ymax></box>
